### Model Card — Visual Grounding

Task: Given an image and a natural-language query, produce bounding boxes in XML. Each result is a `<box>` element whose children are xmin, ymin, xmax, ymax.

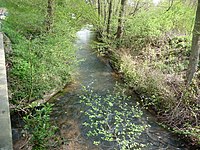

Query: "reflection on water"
<box><xmin>51</xmin><ymin>28</ymin><xmax>188</xmax><ymax>149</ymax></box>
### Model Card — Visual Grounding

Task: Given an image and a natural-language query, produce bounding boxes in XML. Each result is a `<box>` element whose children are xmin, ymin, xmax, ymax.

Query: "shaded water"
<box><xmin>51</xmin><ymin>28</ymin><xmax>188</xmax><ymax>150</ymax></box>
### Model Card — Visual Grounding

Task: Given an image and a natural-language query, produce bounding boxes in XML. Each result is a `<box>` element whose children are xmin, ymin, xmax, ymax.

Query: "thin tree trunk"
<box><xmin>186</xmin><ymin>0</ymin><xmax>200</xmax><ymax>85</ymax></box>
<box><xmin>106</xmin><ymin>0</ymin><xmax>113</xmax><ymax>35</ymax></box>
<box><xmin>116</xmin><ymin>0</ymin><xmax>127</xmax><ymax>39</ymax></box>
<box><xmin>104</xmin><ymin>0</ymin><xmax>107</xmax><ymax>26</ymax></box>
<box><xmin>129</xmin><ymin>0</ymin><xmax>140</xmax><ymax>16</ymax></box>
<box><xmin>97</xmin><ymin>0</ymin><xmax>101</xmax><ymax>16</ymax></box>
<box><xmin>46</xmin><ymin>0</ymin><xmax>54</xmax><ymax>32</ymax></box>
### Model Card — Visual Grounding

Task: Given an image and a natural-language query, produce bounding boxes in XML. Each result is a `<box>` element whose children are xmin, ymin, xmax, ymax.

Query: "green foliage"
<box><xmin>0</xmin><ymin>0</ymin><xmax>80</xmax><ymax>102</ymax></box>
<box><xmin>23</xmin><ymin>103</ymin><xmax>57</xmax><ymax>149</ymax></box>
<box><xmin>80</xmin><ymin>87</ymin><xmax>148</xmax><ymax>150</ymax></box>
<box><xmin>87</xmin><ymin>0</ymin><xmax>199</xmax><ymax>146</ymax></box>
<box><xmin>150</xmin><ymin>35</ymin><xmax>191</xmax><ymax>74</ymax></box>
<box><xmin>114</xmin><ymin>1</ymin><xmax>196</xmax><ymax>109</ymax></box>
<box><xmin>161</xmin><ymin>0</ymin><xmax>195</xmax><ymax>33</ymax></box>
<box><xmin>176</xmin><ymin>125</ymin><xmax>200</xmax><ymax>145</ymax></box>
<box><xmin>124</xmin><ymin>1</ymin><xmax>195</xmax><ymax>48</ymax></box>
<box><xmin>0</xmin><ymin>0</ymin><xmax>46</xmax><ymax>36</ymax></box>
<box><xmin>66</xmin><ymin>0</ymin><xmax>98</xmax><ymax>26</ymax></box>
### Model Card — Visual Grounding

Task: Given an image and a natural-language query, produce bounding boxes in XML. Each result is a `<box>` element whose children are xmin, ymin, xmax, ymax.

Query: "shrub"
<box><xmin>1</xmin><ymin>0</ymin><xmax>78</xmax><ymax>103</ymax></box>
<box><xmin>23</xmin><ymin>103</ymin><xmax>57</xmax><ymax>149</ymax></box>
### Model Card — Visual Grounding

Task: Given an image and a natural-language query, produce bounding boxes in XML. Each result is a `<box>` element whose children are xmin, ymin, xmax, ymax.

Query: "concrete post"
<box><xmin>0</xmin><ymin>32</ymin><xmax>13</xmax><ymax>150</ymax></box>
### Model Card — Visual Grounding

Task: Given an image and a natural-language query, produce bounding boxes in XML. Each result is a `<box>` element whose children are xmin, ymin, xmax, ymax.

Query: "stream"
<box><xmin>11</xmin><ymin>28</ymin><xmax>190</xmax><ymax>150</ymax></box>
<box><xmin>50</xmin><ymin>28</ymin><xmax>189</xmax><ymax>150</ymax></box>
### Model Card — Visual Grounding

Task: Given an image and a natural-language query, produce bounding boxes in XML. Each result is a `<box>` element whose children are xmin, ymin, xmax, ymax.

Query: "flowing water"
<box><xmin>50</xmin><ymin>28</ymin><xmax>190</xmax><ymax>150</ymax></box>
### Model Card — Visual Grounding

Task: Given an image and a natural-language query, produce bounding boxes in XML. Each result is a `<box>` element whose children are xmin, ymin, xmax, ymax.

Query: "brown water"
<box><xmin>50</xmin><ymin>28</ymin><xmax>190</xmax><ymax>150</ymax></box>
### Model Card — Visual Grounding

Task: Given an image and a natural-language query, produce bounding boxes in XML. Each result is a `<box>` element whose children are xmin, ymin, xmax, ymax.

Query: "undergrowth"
<box><xmin>23</xmin><ymin>103</ymin><xmax>57</xmax><ymax>149</ymax></box>
<box><xmin>0</xmin><ymin>0</ymin><xmax>84</xmax><ymax>149</ymax></box>
<box><xmin>1</xmin><ymin>0</ymin><xmax>78</xmax><ymax>104</ymax></box>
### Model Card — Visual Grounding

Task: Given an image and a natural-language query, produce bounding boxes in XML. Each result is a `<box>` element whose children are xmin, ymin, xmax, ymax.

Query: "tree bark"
<box><xmin>106</xmin><ymin>0</ymin><xmax>113</xmax><ymax>35</ymax></box>
<box><xmin>186</xmin><ymin>0</ymin><xmax>200</xmax><ymax>85</ymax></box>
<box><xmin>103</xmin><ymin>0</ymin><xmax>107</xmax><ymax>25</ymax></box>
<box><xmin>116</xmin><ymin>0</ymin><xmax>127</xmax><ymax>39</ymax></box>
<box><xmin>97</xmin><ymin>0</ymin><xmax>101</xmax><ymax>16</ymax></box>
<box><xmin>46</xmin><ymin>0</ymin><xmax>54</xmax><ymax>32</ymax></box>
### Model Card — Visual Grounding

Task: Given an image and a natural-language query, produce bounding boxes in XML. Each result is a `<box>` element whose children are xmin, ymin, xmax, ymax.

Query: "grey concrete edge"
<box><xmin>0</xmin><ymin>32</ymin><xmax>13</xmax><ymax>150</ymax></box>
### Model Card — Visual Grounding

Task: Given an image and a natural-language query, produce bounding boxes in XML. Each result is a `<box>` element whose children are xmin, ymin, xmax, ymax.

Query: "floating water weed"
<box><xmin>80</xmin><ymin>87</ymin><xmax>149</xmax><ymax>150</ymax></box>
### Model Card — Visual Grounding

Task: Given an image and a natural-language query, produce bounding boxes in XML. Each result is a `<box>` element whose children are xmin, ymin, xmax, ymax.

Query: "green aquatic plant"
<box><xmin>80</xmin><ymin>87</ymin><xmax>149</xmax><ymax>150</ymax></box>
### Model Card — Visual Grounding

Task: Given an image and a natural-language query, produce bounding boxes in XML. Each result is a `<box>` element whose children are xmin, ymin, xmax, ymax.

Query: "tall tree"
<box><xmin>106</xmin><ymin>0</ymin><xmax>113</xmax><ymax>35</ymax></box>
<box><xmin>46</xmin><ymin>0</ymin><xmax>54</xmax><ymax>32</ymax></box>
<box><xmin>97</xmin><ymin>0</ymin><xmax>101</xmax><ymax>16</ymax></box>
<box><xmin>116</xmin><ymin>0</ymin><xmax>127</xmax><ymax>39</ymax></box>
<box><xmin>186</xmin><ymin>0</ymin><xmax>200</xmax><ymax>85</ymax></box>
<box><xmin>103</xmin><ymin>0</ymin><xmax>107</xmax><ymax>25</ymax></box>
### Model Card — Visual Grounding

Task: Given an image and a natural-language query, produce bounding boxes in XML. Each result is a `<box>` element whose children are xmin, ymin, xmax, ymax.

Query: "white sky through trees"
<box><xmin>127</xmin><ymin>0</ymin><xmax>161</xmax><ymax>6</ymax></box>
<box><xmin>153</xmin><ymin>0</ymin><xmax>161</xmax><ymax>5</ymax></box>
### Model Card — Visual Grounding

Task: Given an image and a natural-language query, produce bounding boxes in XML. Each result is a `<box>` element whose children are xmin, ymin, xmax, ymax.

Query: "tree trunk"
<box><xmin>186</xmin><ymin>0</ymin><xmax>200</xmax><ymax>85</ymax></box>
<box><xmin>106</xmin><ymin>0</ymin><xmax>113</xmax><ymax>35</ymax></box>
<box><xmin>129</xmin><ymin>0</ymin><xmax>140</xmax><ymax>16</ymax></box>
<box><xmin>97</xmin><ymin>0</ymin><xmax>101</xmax><ymax>16</ymax></box>
<box><xmin>116</xmin><ymin>0</ymin><xmax>127</xmax><ymax>39</ymax></box>
<box><xmin>103</xmin><ymin>0</ymin><xmax>107</xmax><ymax>25</ymax></box>
<box><xmin>46</xmin><ymin>0</ymin><xmax>54</xmax><ymax>32</ymax></box>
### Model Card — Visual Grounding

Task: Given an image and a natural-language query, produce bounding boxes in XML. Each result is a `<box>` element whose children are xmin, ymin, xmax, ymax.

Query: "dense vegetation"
<box><xmin>0</xmin><ymin>0</ymin><xmax>78</xmax><ymax>104</ymax></box>
<box><xmin>0</xmin><ymin>0</ymin><xmax>87</xmax><ymax>149</ymax></box>
<box><xmin>0</xmin><ymin>0</ymin><xmax>200</xmax><ymax>149</ymax></box>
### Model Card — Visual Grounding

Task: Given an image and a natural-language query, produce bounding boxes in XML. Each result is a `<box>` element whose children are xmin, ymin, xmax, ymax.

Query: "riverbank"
<box><xmin>105</xmin><ymin>45</ymin><xmax>200</xmax><ymax>148</ymax></box>
<box><xmin>90</xmin><ymin>1</ymin><xmax>200</xmax><ymax>147</ymax></box>
<box><xmin>0</xmin><ymin>1</ymin><xmax>83</xmax><ymax>149</ymax></box>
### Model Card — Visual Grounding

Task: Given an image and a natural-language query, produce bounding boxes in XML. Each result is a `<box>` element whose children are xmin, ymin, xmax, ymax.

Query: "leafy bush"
<box><xmin>1</xmin><ymin>0</ymin><xmax>78</xmax><ymax>102</ymax></box>
<box><xmin>23</xmin><ymin>103</ymin><xmax>57</xmax><ymax>149</ymax></box>
<box><xmin>124</xmin><ymin>1</ymin><xmax>195</xmax><ymax>49</ymax></box>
